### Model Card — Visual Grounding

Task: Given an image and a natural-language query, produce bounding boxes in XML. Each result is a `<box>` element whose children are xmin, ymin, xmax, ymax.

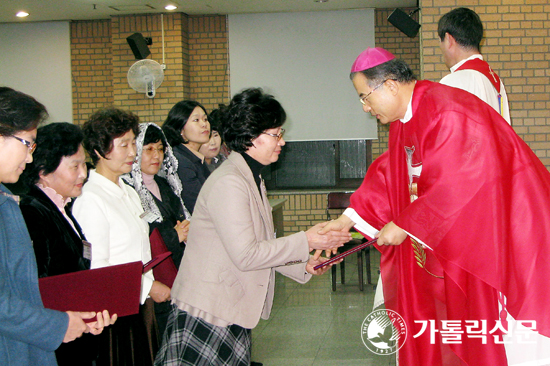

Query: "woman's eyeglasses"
<box><xmin>142</xmin><ymin>146</ymin><xmax>164</xmax><ymax>154</ymax></box>
<box><xmin>11</xmin><ymin>135</ymin><xmax>36</xmax><ymax>154</ymax></box>
<box><xmin>262</xmin><ymin>128</ymin><xmax>285</xmax><ymax>141</ymax></box>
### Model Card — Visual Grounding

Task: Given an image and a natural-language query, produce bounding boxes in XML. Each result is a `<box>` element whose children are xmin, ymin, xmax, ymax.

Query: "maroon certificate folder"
<box><xmin>39</xmin><ymin>261</ymin><xmax>143</xmax><ymax>318</ymax></box>
<box><xmin>313</xmin><ymin>237</ymin><xmax>378</xmax><ymax>270</ymax></box>
<box><xmin>149</xmin><ymin>228</ymin><xmax>178</xmax><ymax>288</ymax></box>
<box><xmin>143</xmin><ymin>251</ymin><xmax>172</xmax><ymax>273</ymax></box>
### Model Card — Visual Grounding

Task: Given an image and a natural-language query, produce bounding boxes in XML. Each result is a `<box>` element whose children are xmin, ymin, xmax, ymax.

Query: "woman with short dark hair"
<box><xmin>22</xmin><ymin>122</ymin><xmax>85</xmax><ymax>188</ymax></box>
<box><xmin>74</xmin><ymin>107</ymin><xmax>170</xmax><ymax>365</ymax></box>
<box><xmin>82</xmin><ymin>107</ymin><xmax>140</xmax><ymax>166</ymax></box>
<box><xmin>162</xmin><ymin>100</ymin><xmax>211</xmax><ymax>213</ymax></box>
<box><xmin>199</xmin><ymin>109</ymin><xmax>228</xmax><ymax>172</ymax></box>
<box><xmin>20</xmin><ymin>122</ymin><xmax>116</xmax><ymax>366</ymax></box>
<box><xmin>0</xmin><ymin>87</ymin><xmax>107</xmax><ymax>366</ymax></box>
<box><xmin>20</xmin><ymin>122</ymin><xmax>88</xmax><ymax>278</ymax></box>
<box><xmin>155</xmin><ymin>88</ymin><xmax>351</xmax><ymax>366</ymax></box>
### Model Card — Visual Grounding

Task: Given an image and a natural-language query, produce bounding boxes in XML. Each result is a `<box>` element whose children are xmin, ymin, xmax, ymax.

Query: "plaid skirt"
<box><xmin>154</xmin><ymin>305</ymin><xmax>251</xmax><ymax>366</ymax></box>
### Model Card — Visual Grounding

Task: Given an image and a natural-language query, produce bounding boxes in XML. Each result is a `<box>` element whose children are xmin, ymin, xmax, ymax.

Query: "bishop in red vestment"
<box><xmin>323</xmin><ymin>47</ymin><xmax>550</xmax><ymax>365</ymax></box>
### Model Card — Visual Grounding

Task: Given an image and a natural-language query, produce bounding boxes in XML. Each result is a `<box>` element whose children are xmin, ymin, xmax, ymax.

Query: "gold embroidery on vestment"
<box><xmin>411</xmin><ymin>238</ymin><xmax>444</xmax><ymax>279</ymax></box>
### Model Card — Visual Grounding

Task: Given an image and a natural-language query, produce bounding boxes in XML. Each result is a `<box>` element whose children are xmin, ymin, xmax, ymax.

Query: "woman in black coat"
<box><xmin>161</xmin><ymin>101</ymin><xmax>211</xmax><ymax>213</ymax></box>
<box><xmin>20</xmin><ymin>122</ymin><xmax>115</xmax><ymax>366</ymax></box>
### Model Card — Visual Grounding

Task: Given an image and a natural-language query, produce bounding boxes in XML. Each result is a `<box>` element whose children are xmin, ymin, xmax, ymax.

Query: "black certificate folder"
<box><xmin>39</xmin><ymin>261</ymin><xmax>142</xmax><ymax>318</ymax></box>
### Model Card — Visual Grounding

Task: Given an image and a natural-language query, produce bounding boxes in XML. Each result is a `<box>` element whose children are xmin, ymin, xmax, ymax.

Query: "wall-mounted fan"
<box><xmin>127</xmin><ymin>59</ymin><xmax>164</xmax><ymax>98</ymax></box>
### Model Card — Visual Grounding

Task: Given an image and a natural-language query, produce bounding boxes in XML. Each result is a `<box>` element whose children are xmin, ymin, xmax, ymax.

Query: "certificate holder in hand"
<box><xmin>39</xmin><ymin>261</ymin><xmax>143</xmax><ymax>320</ymax></box>
<box><xmin>313</xmin><ymin>237</ymin><xmax>378</xmax><ymax>271</ymax></box>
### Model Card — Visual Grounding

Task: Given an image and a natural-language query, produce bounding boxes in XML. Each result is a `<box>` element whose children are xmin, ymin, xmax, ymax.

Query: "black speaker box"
<box><xmin>388</xmin><ymin>9</ymin><xmax>421</xmax><ymax>38</ymax></box>
<box><xmin>126</xmin><ymin>33</ymin><xmax>151</xmax><ymax>60</ymax></box>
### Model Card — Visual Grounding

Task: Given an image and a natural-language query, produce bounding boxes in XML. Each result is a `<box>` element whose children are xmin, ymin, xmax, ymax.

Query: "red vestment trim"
<box><xmin>455</xmin><ymin>58</ymin><xmax>501</xmax><ymax>93</ymax></box>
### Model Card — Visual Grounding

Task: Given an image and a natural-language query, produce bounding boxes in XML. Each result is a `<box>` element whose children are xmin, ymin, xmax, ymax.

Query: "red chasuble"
<box><xmin>350</xmin><ymin>80</ymin><xmax>550</xmax><ymax>365</ymax></box>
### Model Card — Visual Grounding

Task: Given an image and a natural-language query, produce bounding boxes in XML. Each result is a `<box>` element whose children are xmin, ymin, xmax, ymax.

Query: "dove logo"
<box><xmin>361</xmin><ymin>309</ymin><xmax>407</xmax><ymax>355</ymax></box>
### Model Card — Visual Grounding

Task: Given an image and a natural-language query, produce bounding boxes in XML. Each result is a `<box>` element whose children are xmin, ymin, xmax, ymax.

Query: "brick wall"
<box><xmin>71</xmin><ymin>13</ymin><xmax>228</xmax><ymax>126</ymax></box>
<box><xmin>373</xmin><ymin>8</ymin><xmax>421</xmax><ymax>160</ymax></box>
<box><xmin>268</xmin><ymin>193</ymin><xmax>347</xmax><ymax>233</ymax></box>
<box><xmin>113</xmin><ymin>13</ymin><xmax>190</xmax><ymax>125</ymax></box>
<box><xmin>188</xmin><ymin>15</ymin><xmax>230</xmax><ymax>111</ymax></box>
<box><xmin>71</xmin><ymin>20</ymin><xmax>113</xmax><ymax>125</ymax></box>
<box><xmin>420</xmin><ymin>0</ymin><xmax>550</xmax><ymax>166</ymax></box>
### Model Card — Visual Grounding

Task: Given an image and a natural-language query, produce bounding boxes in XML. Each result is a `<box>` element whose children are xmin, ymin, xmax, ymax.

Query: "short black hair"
<box><xmin>219</xmin><ymin>88</ymin><xmax>286</xmax><ymax>153</ymax></box>
<box><xmin>350</xmin><ymin>59</ymin><xmax>416</xmax><ymax>87</ymax></box>
<box><xmin>207</xmin><ymin>108</ymin><xmax>223</xmax><ymax>142</ymax></box>
<box><xmin>208</xmin><ymin>108</ymin><xmax>221</xmax><ymax>133</ymax></box>
<box><xmin>0</xmin><ymin>87</ymin><xmax>48</xmax><ymax>136</ymax></box>
<box><xmin>22</xmin><ymin>122</ymin><xmax>84</xmax><ymax>188</ymax></box>
<box><xmin>82</xmin><ymin>107</ymin><xmax>140</xmax><ymax>165</ymax></box>
<box><xmin>143</xmin><ymin>124</ymin><xmax>166</xmax><ymax>153</ymax></box>
<box><xmin>162</xmin><ymin>100</ymin><xmax>208</xmax><ymax>146</ymax></box>
<box><xmin>438</xmin><ymin>7</ymin><xmax>483</xmax><ymax>51</ymax></box>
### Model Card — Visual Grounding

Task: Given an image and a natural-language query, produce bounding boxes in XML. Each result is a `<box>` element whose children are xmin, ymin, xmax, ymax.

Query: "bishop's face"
<box><xmin>352</xmin><ymin>73</ymin><xmax>401</xmax><ymax>125</ymax></box>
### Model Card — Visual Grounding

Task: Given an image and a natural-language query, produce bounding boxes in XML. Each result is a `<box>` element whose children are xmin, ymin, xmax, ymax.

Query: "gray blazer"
<box><xmin>171</xmin><ymin>152</ymin><xmax>311</xmax><ymax>329</ymax></box>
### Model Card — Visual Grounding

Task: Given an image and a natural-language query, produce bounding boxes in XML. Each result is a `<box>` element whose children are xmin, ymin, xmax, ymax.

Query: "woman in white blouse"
<box><xmin>73</xmin><ymin>108</ymin><xmax>169</xmax><ymax>366</ymax></box>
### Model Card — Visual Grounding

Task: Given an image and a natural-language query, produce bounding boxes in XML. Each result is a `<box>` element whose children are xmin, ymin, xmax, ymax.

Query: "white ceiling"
<box><xmin>0</xmin><ymin>0</ymin><xmax>417</xmax><ymax>23</ymax></box>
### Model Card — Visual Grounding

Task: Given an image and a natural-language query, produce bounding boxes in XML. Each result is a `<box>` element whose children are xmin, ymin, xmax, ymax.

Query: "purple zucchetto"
<box><xmin>350</xmin><ymin>47</ymin><xmax>395</xmax><ymax>73</ymax></box>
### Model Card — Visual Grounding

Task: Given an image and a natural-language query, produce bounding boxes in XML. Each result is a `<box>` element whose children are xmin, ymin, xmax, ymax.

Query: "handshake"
<box><xmin>305</xmin><ymin>216</ymin><xmax>355</xmax><ymax>253</ymax></box>
<box><xmin>304</xmin><ymin>216</ymin><xmax>356</xmax><ymax>275</ymax></box>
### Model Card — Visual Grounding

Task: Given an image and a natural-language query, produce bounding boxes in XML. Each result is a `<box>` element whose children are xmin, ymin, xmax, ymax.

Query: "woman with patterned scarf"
<box><xmin>122</xmin><ymin>123</ymin><xmax>191</xmax><ymax>337</ymax></box>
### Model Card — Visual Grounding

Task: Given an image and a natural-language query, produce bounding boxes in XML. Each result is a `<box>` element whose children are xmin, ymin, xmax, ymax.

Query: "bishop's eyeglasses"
<box><xmin>359</xmin><ymin>79</ymin><xmax>389</xmax><ymax>105</ymax></box>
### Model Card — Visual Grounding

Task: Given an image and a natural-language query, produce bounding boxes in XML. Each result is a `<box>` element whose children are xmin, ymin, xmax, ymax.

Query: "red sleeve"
<box><xmin>349</xmin><ymin>151</ymin><xmax>393</xmax><ymax>237</ymax></box>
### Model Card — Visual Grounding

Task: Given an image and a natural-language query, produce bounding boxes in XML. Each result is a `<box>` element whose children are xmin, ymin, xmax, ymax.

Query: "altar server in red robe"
<box><xmin>321</xmin><ymin>47</ymin><xmax>550</xmax><ymax>365</ymax></box>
